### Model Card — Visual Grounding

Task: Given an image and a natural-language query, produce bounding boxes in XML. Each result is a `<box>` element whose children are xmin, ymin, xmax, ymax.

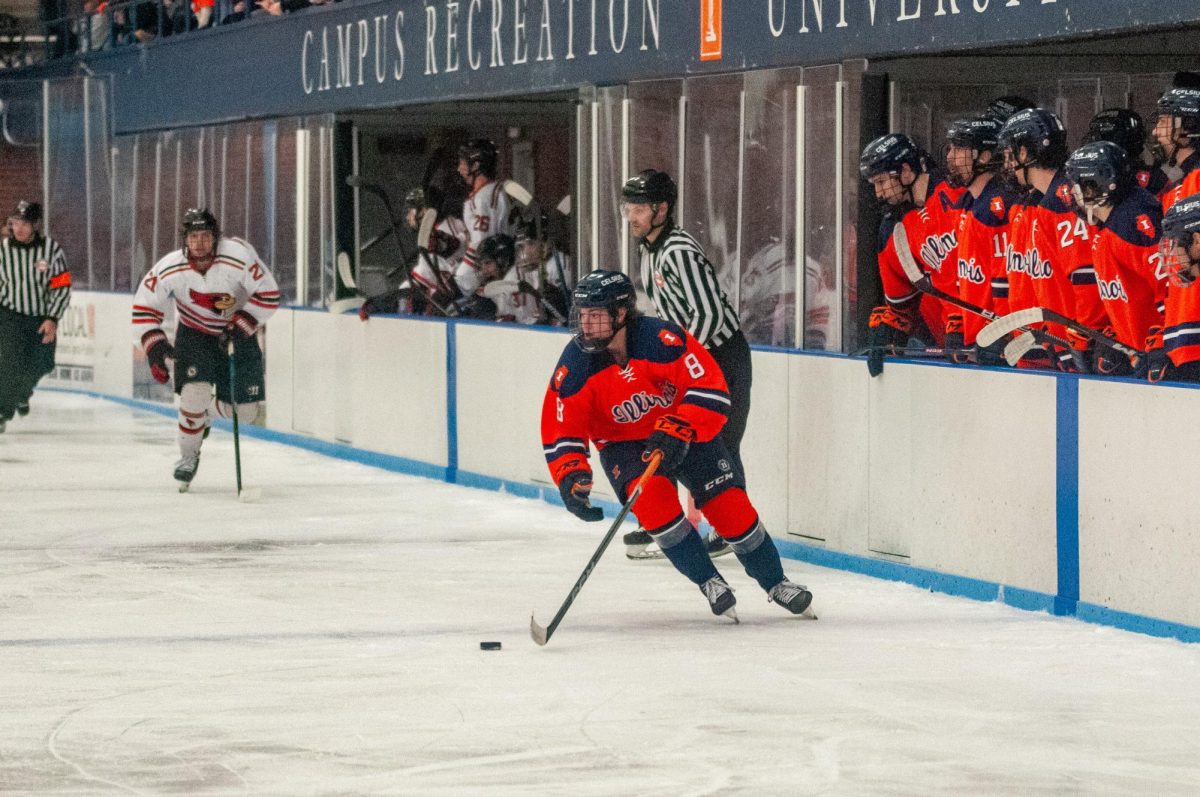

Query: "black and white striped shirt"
<box><xmin>0</xmin><ymin>234</ymin><xmax>70</xmax><ymax>319</ymax></box>
<box><xmin>638</xmin><ymin>224</ymin><xmax>740</xmax><ymax>349</ymax></box>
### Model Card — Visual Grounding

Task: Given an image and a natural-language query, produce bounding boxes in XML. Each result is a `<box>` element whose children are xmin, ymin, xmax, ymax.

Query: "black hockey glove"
<box><xmin>1094</xmin><ymin>327</ymin><xmax>1134</xmax><ymax>376</ymax></box>
<box><xmin>865</xmin><ymin>305</ymin><xmax>911</xmax><ymax>377</ymax></box>
<box><xmin>1146</xmin><ymin>326</ymin><xmax>1169</xmax><ymax>383</ymax></box>
<box><xmin>141</xmin><ymin>331</ymin><xmax>173</xmax><ymax>385</ymax></box>
<box><xmin>944</xmin><ymin>314</ymin><xmax>969</xmax><ymax>364</ymax></box>
<box><xmin>641</xmin><ymin>414</ymin><xmax>696</xmax><ymax>478</ymax></box>
<box><xmin>558</xmin><ymin>468</ymin><xmax>603</xmax><ymax>522</ymax></box>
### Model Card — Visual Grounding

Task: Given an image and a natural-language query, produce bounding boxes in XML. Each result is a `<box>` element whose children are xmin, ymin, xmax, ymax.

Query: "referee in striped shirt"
<box><xmin>621</xmin><ymin>169</ymin><xmax>752</xmax><ymax>559</ymax></box>
<box><xmin>0</xmin><ymin>200</ymin><xmax>71</xmax><ymax>431</ymax></box>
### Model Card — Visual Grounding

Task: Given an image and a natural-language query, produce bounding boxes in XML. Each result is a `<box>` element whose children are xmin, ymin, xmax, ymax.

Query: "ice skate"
<box><xmin>768</xmin><ymin>579</ymin><xmax>816</xmax><ymax>619</ymax></box>
<box><xmin>16</xmin><ymin>401</ymin><xmax>29</xmax><ymax>417</ymax></box>
<box><xmin>174</xmin><ymin>453</ymin><xmax>200</xmax><ymax>492</ymax></box>
<box><xmin>0</xmin><ymin>418</ymin><xmax>6</xmax><ymax>433</ymax></box>
<box><xmin>704</xmin><ymin>533</ymin><xmax>733</xmax><ymax>559</ymax></box>
<box><xmin>700</xmin><ymin>575</ymin><xmax>738</xmax><ymax>623</ymax></box>
<box><xmin>624</xmin><ymin>528</ymin><xmax>654</xmax><ymax>559</ymax></box>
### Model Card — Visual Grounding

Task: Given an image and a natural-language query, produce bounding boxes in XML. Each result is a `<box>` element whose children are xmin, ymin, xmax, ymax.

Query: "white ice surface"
<box><xmin>3</xmin><ymin>392</ymin><xmax>1200</xmax><ymax>795</ymax></box>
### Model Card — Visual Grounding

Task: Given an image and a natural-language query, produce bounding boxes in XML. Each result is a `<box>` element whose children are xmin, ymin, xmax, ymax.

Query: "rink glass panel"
<box><xmin>740</xmin><ymin>68</ymin><xmax>802</xmax><ymax>348</ymax></box>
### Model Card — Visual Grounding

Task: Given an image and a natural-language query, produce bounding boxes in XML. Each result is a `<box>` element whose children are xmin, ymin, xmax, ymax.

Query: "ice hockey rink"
<box><xmin>3</xmin><ymin>392</ymin><xmax>1199</xmax><ymax>795</ymax></box>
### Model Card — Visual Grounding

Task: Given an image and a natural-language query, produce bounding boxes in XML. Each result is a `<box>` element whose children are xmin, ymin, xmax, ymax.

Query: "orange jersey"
<box><xmin>953</xmin><ymin>179</ymin><xmax>1015</xmax><ymax>343</ymax></box>
<box><xmin>1028</xmin><ymin>172</ymin><xmax>1105</xmax><ymax>335</ymax></box>
<box><xmin>1002</xmin><ymin>189</ymin><xmax>1044</xmax><ymax>315</ymax></box>
<box><xmin>541</xmin><ymin>317</ymin><xmax>730</xmax><ymax>485</ymax></box>
<box><xmin>875</xmin><ymin>177</ymin><xmax>963</xmax><ymax>343</ymax></box>
<box><xmin>1090</xmin><ymin>188</ymin><xmax>1166</xmax><ymax>349</ymax></box>
<box><xmin>1160</xmin><ymin>153</ymin><xmax>1200</xmax><ymax>212</ymax></box>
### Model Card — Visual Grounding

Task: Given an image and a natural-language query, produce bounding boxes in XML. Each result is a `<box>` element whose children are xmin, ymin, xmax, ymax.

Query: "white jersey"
<box><xmin>482</xmin><ymin>273</ymin><xmax>540</xmax><ymax>324</ymax></box>
<box><xmin>461</xmin><ymin>180</ymin><xmax>511</xmax><ymax>271</ymax></box>
<box><xmin>410</xmin><ymin>215</ymin><xmax>468</xmax><ymax>295</ymax></box>
<box><xmin>132</xmin><ymin>237</ymin><xmax>280</xmax><ymax>347</ymax></box>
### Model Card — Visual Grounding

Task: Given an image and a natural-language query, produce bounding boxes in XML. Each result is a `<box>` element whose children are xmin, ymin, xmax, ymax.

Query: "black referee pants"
<box><xmin>707</xmin><ymin>330</ymin><xmax>752</xmax><ymax>474</ymax></box>
<box><xmin>0</xmin><ymin>305</ymin><xmax>56</xmax><ymax>421</ymax></box>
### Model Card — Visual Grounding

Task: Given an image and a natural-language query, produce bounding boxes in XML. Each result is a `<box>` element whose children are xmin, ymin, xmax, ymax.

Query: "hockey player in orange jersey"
<box><xmin>999</xmin><ymin>108</ymin><xmax>1104</xmax><ymax>371</ymax></box>
<box><xmin>943</xmin><ymin>114</ymin><xmax>1016</xmax><ymax>362</ymax></box>
<box><xmin>1153</xmin><ymin>194</ymin><xmax>1200</xmax><ymax>382</ymax></box>
<box><xmin>1065</xmin><ymin>142</ymin><xmax>1166</xmax><ymax>377</ymax></box>
<box><xmin>1155</xmin><ymin>87</ymin><xmax>1200</xmax><ymax>212</ymax></box>
<box><xmin>859</xmin><ymin>133</ymin><xmax>965</xmax><ymax>375</ymax></box>
<box><xmin>540</xmin><ymin>270</ymin><xmax>814</xmax><ymax>621</ymax></box>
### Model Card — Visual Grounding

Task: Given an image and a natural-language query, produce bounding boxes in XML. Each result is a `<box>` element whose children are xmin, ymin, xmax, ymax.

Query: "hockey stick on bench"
<box><xmin>892</xmin><ymin>223</ymin><xmax>1066</xmax><ymax>366</ymax></box>
<box><xmin>531</xmin><ymin>452</ymin><xmax>663</xmax><ymax>647</ymax></box>
<box><xmin>974</xmin><ymin>306</ymin><xmax>1143</xmax><ymax>363</ymax></box>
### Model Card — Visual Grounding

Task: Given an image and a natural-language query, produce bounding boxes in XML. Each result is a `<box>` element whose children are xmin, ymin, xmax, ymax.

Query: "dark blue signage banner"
<box><xmin>89</xmin><ymin>0</ymin><xmax>1199</xmax><ymax>133</ymax></box>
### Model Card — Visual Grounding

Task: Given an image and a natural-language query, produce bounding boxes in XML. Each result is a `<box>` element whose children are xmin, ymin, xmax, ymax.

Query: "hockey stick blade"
<box><xmin>532</xmin><ymin>453</ymin><xmax>663</xmax><ymax>647</ymax></box>
<box><xmin>1003</xmin><ymin>330</ymin><xmax>1039</xmax><ymax>366</ymax></box>
<box><xmin>416</xmin><ymin>208</ymin><xmax>437</xmax><ymax>252</ymax></box>
<box><xmin>976</xmin><ymin>308</ymin><xmax>1047</xmax><ymax>349</ymax></box>
<box><xmin>503</xmin><ymin>179</ymin><xmax>534</xmax><ymax>207</ymax></box>
<box><xmin>336</xmin><ymin>251</ymin><xmax>356</xmax><ymax>290</ymax></box>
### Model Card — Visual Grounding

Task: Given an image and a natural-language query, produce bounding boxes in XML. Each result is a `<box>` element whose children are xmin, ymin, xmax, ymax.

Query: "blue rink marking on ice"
<box><xmin>43</xmin><ymin>385</ymin><xmax>1200</xmax><ymax>644</ymax></box>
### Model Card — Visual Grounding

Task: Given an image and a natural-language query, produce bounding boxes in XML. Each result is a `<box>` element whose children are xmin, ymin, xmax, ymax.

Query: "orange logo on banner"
<box><xmin>700</xmin><ymin>0</ymin><xmax>722</xmax><ymax>61</ymax></box>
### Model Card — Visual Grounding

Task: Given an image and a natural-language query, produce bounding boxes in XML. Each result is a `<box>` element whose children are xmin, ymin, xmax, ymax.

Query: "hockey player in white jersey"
<box><xmin>456</xmin><ymin>139</ymin><xmax>511</xmax><ymax>297</ymax></box>
<box><xmin>132</xmin><ymin>209</ymin><xmax>280</xmax><ymax>490</ymax></box>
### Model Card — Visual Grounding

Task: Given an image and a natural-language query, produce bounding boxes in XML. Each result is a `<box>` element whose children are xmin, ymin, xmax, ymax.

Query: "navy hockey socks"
<box><xmin>651</xmin><ymin>517</ymin><xmax>720</xmax><ymax>586</ymax></box>
<box><xmin>728</xmin><ymin>522</ymin><xmax>786</xmax><ymax>592</ymax></box>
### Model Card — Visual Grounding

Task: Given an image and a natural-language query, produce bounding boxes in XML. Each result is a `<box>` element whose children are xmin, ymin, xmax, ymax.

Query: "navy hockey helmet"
<box><xmin>570</xmin><ymin>269</ymin><xmax>638</xmax><ymax>353</ymax></box>
<box><xmin>1160</xmin><ymin>194</ymin><xmax>1200</xmax><ymax>286</ymax></box>
<box><xmin>985</xmin><ymin>95</ymin><xmax>1036</xmax><ymax>124</ymax></box>
<box><xmin>459</xmin><ymin>138</ymin><xmax>499</xmax><ymax>179</ymax></box>
<box><xmin>1065</xmin><ymin>142</ymin><xmax>1133</xmax><ymax>219</ymax></box>
<box><xmin>1085</xmin><ymin>108</ymin><xmax>1148</xmax><ymax>160</ymax></box>
<box><xmin>476</xmin><ymin>233</ymin><xmax>516</xmax><ymax>277</ymax></box>
<box><xmin>946</xmin><ymin>115</ymin><xmax>1002</xmax><ymax>151</ymax></box>
<box><xmin>621</xmin><ymin>169</ymin><xmax>677</xmax><ymax>207</ymax></box>
<box><xmin>945</xmin><ymin>115</ymin><xmax>1002</xmax><ymax>187</ymax></box>
<box><xmin>1156</xmin><ymin>87</ymin><xmax>1200</xmax><ymax>123</ymax></box>
<box><xmin>998</xmin><ymin>108</ymin><xmax>1068</xmax><ymax>168</ymax></box>
<box><xmin>859</xmin><ymin>133</ymin><xmax>923</xmax><ymax>180</ymax></box>
<box><xmin>10</xmin><ymin>199</ymin><xmax>41</xmax><ymax>225</ymax></box>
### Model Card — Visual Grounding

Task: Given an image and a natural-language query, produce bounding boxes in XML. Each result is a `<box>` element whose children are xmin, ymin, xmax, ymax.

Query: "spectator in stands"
<box><xmin>78</xmin><ymin>0</ymin><xmax>110</xmax><ymax>51</ymax></box>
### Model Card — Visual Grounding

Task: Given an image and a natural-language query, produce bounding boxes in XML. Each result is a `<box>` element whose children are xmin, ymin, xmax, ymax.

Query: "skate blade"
<box><xmin>723</xmin><ymin>607</ymin><xmax>740</xmax><ymax>625</ymax></box>
<box><xmin>238</xmin><ymin>486</ymin><xmax>262</xmax><ymax>503</ymax></box>
<box><xmin>177</xmin><ymin>482</ymin><xmax>191</xmax><ymax>493</ymax></box>
<box><xmin>625</xmin><ymin>546</ymin><xmax>665</xmax><ymax>560</ymax></box>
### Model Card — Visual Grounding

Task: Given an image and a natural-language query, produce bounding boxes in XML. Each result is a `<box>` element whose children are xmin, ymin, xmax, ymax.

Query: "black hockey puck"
<box><xmin>480</xmin><ymin>641</ymin><xmax>502</xmax><ymax>651</ymax></box>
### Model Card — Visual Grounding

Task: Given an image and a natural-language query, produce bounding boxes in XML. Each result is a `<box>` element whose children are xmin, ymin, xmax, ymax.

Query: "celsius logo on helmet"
<box><xmin>570</xmin><ymin>269</ymin><xmax>638</xmax><ymax>353</ymax></box>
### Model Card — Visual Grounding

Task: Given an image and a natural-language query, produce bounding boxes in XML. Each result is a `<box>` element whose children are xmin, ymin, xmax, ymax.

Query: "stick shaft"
<box><xmin>533</xmin><ymin>453</ymin><xmax>662</xmax><ymax>645</ymax></box>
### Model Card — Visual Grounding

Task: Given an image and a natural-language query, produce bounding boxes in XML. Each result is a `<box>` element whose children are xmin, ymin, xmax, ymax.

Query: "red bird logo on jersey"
<box><xmin>188</xmin><ymin>289</ymin><xmax>236</xmax><ymax>313</ymax></box>
<box><xmin>1056</xmin><ymin>184</ymin><xmax>1073</xmax><ymax>206</ymax></box>
<box><xmin>553</xmin><ymin>366</ymin><xmax>569</xmax><ymax>390</ymax></box>
<box><xmin>990</xmin><ymin>196</ymin><xmax>1006</xmax><ymax>217</ymax></box>
<box><xmin>658</xmin><ymin>329</ymin><xmax>682</xmax><ymax>346</ymax></box>
<box><xmin>1136</xmin><ymin>214</ymin><xmax>1154</xmax><ymax>236</ymax></box>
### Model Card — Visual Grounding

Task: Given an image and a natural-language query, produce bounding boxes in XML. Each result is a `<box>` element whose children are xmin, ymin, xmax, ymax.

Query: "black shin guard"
<box><xmin>653</xmin><ymin>518</ymin><xmax>720</xmax><ymax>586</ymax></box>
<box><xmin>729</xmin><ymin>524</ymin><xmax>786</xmax><ymax>592</ymax></box>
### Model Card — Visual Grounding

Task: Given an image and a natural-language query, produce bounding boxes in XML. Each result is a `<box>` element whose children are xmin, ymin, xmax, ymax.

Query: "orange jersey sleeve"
<box><xmin>1092</xmin><ymin>189</ymin><xmax>1166</xmax><ymax>349</ymax></box>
